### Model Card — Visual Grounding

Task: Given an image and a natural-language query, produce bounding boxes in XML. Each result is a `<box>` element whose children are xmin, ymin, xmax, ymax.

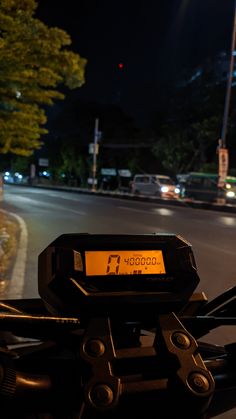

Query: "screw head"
<box><xmin>172</xmin><ymin>332</ymin><xmax>191</xmax><ymax>349</ymax></box>
<box><xmin>84</xmin><ymin>339</ymin><xmax>105</xmax><ymax>357</ymax></box>
<box><xmin>89</xmin><ymin>384</ymin><xmax>114</xmax><ymax>407</ymax></box>
<box><xmin>188</xmin><ymin>373</ymin><xmax>210</xmax><ymax>393</ymax></box>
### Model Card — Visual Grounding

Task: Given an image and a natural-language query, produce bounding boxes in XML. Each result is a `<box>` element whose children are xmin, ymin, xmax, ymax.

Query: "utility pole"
<box><xmin>218</xmin><ymin>0</ymin><xmax>236</xmax><ymax>187</ymax></box>
<box><xmin>91</xmin><ymin>118</ymin><xmax>99</xmax><ymax>191</ymax></box>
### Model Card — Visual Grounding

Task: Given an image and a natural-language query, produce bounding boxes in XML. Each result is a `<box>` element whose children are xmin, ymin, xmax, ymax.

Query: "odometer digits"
<box><xmin>85</xmin><ymin>250</ymin><xmax>166</xmax><ymax>276</ymax></box>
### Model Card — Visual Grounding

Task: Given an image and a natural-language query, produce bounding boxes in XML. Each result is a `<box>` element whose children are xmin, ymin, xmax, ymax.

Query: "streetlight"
<box><xmin>218</xmin><ymin>0</ymin><xmax>236</xmax><ymax>187</ymax></box>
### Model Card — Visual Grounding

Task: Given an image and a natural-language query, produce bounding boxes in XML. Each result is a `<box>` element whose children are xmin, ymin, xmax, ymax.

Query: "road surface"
<box><xmin>1</xmin><ymin>184</ymin><xmax>236</xmax><ymax>418</ymax></box>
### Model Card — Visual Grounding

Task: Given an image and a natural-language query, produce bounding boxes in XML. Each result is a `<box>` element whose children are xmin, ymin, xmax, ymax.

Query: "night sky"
<box><xmin>36</xmin><ymin>0</ymin><xmax>235</xmax><ymax>122</ymax></box>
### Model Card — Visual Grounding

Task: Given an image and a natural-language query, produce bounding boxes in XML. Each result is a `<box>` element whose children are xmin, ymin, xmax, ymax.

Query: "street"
<box><xmin>2</xmin><ymin>185</ymin><xmax>236</xmax><ymax>330</ymax></box>
<box><xmin>1</xmin><ymin>184</ymin><xmax>236</xmax><ymax>345</ymax></box>
<box><xmin>1</xmin><ymin>184</ymin><xmax>236</xmax><ymax>418</ymax></box>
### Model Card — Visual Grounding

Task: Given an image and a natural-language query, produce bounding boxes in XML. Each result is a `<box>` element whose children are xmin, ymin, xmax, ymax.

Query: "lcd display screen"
<box><xmin>85</xmin><ymin>250</ymin><xmax>166</xmax><ymax>276</ymax></box>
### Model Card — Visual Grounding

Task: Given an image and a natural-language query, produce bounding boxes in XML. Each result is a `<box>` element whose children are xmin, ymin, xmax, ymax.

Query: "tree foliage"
<box><xmin>151</xmin><ymin>75</ymin><xmax>226</xmax><ymax>176</ymax></box>
<box><xmin>0</xmin><ymin>0</ymin><xmax>87</xmax><ymax>156</ymax></box>
<box><xmin>152</xmin><ymin>116</ymin><xmax>221</xmax><ymax>175</ymax></box>
<box><xmin>152</xmin><ymin>130</ymin><xmax>193</xmax><ymax>175</ymax></box>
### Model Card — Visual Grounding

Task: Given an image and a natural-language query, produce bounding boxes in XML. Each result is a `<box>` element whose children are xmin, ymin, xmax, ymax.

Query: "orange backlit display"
<box><xmin>85</xmin><ymin>250</ymin><xmax>166</xmax><ymax>276</ymax></box>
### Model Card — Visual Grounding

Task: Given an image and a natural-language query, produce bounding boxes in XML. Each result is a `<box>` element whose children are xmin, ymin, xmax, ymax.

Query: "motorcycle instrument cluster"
<box><xmin>38</xmin><ymin>233</ymin><xmax>200</xmax><ymax>318</ymax></box>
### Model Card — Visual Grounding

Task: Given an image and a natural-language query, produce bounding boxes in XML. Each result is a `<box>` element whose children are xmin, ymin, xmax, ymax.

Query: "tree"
<box><xmin>0</xmin><ymin>0</ymin><xmax>86</xmax><ymax>156</ymax></box>
<box><xmin>152</xmin><ymin>129</ymin><xmax>193</xmax><ymax>175</ymax></box>
<box><xmin>152</xmin><ymin>116</ymin><xmax>221</xmax><ymax>175</ymax></box>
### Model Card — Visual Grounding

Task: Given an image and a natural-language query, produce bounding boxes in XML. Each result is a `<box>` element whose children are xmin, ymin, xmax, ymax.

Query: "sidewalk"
<box><xmin>0</xmin><ymin>209</ymin><xmax>20</xmax><ymax>288</ymax></box>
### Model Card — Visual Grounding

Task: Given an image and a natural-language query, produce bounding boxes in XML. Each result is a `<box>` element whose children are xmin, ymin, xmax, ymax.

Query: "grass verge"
<box><xmin>0</xmin><ymin>211</ymin><xmax>20</xmax><ymax>282</ymax></box>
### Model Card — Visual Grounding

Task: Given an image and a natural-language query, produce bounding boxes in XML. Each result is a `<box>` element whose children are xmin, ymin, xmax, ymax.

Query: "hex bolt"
<box><xmin>89</xmin><ymin>384</ymin><xmax>114</xmax><ymax>407</ymax></box>
<box><xmin>171</xmin><ymin>332</ymin><xmax>191</xmax><ymax>349</ymax></box>
<box><xmin>84</xmin><ymin>339</ymin><xmax>106</xmax><ymax>357</ymax></box>
<box><xmin>188</xmin><ymin>373</ymin><xmax>210</xmax><ymax>393</ymax></box>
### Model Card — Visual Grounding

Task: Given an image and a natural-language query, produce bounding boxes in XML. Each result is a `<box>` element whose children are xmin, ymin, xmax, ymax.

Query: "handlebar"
<box><xmin>0</xmin><ymin>298</ymin><xmax>235</xmax><ymax>419</ymax></box>
<box><xmin>0</xmin><ymin>233</ymin><xmax>235</xmax><ymax>419</ymax></box>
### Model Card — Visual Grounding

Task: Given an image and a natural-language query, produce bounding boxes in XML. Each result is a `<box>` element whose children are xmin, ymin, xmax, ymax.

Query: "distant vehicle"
<box><xmin>3</xmin><ymin>171</ymin><xmax>25</xmax><ymax>184</ymax></box>
<box><xmin>130</xmin><ymin>174</ymin><xmax>180</xmax><ymax>198</ymax></box>
<box><xmin>225</xmin><ymin>176</ymin><xmax>236</xmax><ymax>199</ymax></box>
<box><xmin>180</xmin><ymin>172</ymin><xmax>236</xmax><ymax>203</ymax></box>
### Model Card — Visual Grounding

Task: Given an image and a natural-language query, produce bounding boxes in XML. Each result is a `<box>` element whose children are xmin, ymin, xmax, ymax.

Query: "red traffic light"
<box><xmin>118</xmin><ymin>63</ymin><xmax>124</xmax><ymax>69</ymax></box>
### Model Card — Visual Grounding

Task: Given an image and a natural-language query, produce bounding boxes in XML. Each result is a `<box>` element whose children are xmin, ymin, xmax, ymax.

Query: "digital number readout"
<box><xmin>85</xmin><ymin>250</ymin><xmax>166</xmax><ymax>276</ymax></box>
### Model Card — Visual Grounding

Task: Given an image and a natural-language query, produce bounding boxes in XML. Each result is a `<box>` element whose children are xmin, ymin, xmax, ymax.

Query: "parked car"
<box><xmin>130</xmin><ymin>174</ymin><xmax>180</xmax><ymax>198</ymax></box>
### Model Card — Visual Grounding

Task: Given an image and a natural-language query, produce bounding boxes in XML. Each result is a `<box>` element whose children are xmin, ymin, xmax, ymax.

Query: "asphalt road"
<box><xmin>1</xmin><ymin>184</ymin><xmax>236</xmax><ymax>418</ymax></box>
<box><xmin>2</xmin><ymin>184</ymin><xmax>236</xmax><ymax>336</ymax></box>
<box><xmin>2</xmin><ymin>184</ymin><xmax>236</xmax><ymax>300</ymax></box>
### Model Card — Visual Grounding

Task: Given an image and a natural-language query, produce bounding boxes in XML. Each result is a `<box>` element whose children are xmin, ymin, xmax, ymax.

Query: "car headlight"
<box><xmin>175</xmin><ymin>187</ymin><xmax>180</xmax><ymax>194</ymax></box>
<box><xmin>161</xmin><ymin>186</ymin><xmax>169</xmax><ymax>193</ymax></box>
<box><xmin>226</xmin><ymin>190</ymin><xmax>235</xmax><ymax>198</ymax></box>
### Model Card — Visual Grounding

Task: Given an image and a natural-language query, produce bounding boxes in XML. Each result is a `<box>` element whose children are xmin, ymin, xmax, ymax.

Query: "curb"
<box><xmin>0</xmin><ymin>209</ymin><xmax>28</xmax><ymax>298</ymax></box>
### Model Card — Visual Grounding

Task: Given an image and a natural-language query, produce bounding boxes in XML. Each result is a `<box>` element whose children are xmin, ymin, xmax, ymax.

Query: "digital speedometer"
<box><xmin>38</xmin><ymin>233</ymin><xmax>200</xmax><ymax>319</ymax></box>
<box><xmin>85</xmin><ymin>250</ymin><xmax>166</xmax><ymax>276</ymax></box>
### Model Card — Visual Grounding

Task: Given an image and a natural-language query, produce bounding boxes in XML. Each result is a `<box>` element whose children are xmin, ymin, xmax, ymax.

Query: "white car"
<box><xmin>130</xmin><ymin>174</ymin><xmax>180</xmax><ymax>198</ymax></box>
